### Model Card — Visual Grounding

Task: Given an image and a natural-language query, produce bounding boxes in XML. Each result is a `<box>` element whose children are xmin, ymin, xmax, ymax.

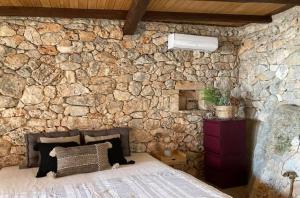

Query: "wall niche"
<box><xmin>179</xmin><ymin>90</ymin><xmax>199</xmax><ymax>110</ymax></box>
<box><xmin>170</xmin><ymin>81</ymin><xmax>205</xmax><ymax>112</ymax></box>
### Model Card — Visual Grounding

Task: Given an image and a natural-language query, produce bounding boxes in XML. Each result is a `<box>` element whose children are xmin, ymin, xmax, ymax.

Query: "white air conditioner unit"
<box><xmin>168</xmin><ymin>33</ymin><xmax>218</xmax><ymax>52</ymax></box>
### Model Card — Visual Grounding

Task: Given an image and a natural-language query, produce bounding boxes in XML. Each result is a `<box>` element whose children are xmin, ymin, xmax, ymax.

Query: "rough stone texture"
<box><xmin>249</xmin><ymin>105</ymin><xmax>300</xmax><ymax>198</ymax></box>
<box><xmin>4</xmin><ymin>54</ymin><xmax>29</xmax><ymax>70</ymax></box>
<box><xmin>64</xmin><ymin>105</ymin><xmax>89</xmax><ymax>116</ymax></box>
<box><xmin>0</xmin><ymin>96</ymin><xmax>18</xmax><ymax>108</ymax></box>
<box><xmin>60</xmin><ymin>62</ymin><xmax>81</xmax><ymax>70</ymax></box>
<box><xmin>21</xmin><ymin>86</ymin><xmax>44</xmax><ymax>105</ymax></box>
<box><xmin>235</xmin><ymin>7</ymin><xmax>300</xmax><ymax>198</ymax></box>
<box><xmin>57</xmin><ymin>83</ymin><xmax>90</xmax><ymax>97</ymax></box>
<box><xmin>32</xmin><ymin>63</ymin><xmax>62</xmax><ymax>85</ymax></box>
<box><xmin>0</xmin><ymin>74</ymin><xmax>26</xmax><ymax>98</ymax></box>
<box><xmin>24</xmin><ymin>27</ymin><xmax>42</xmax><ymax>45</ymax></box>
<box><xmin>0</xmin><ymin>11</ymin><xmax>299</xmax><ymax>197</ymax></box>
<box><xmin>0</xmin><ymin>25</ymin><xmax>16</xmax><ymax>37</ymax></box>
<box><xmin>66</xmin><ymin>95</ymin><xmax>95</xmax><ymax>106</ymax></box>
<box><xmin>129</xmin><ymin>81</ymin><xmax>142</xmax><ymax>96</ymax></box>
<box><xmin>0</xmin><ymin>17</ymin><xmax>240</xmax><ymax>179</ymax></box>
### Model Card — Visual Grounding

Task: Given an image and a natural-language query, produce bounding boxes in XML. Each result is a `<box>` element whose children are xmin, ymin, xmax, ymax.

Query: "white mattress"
<box><xmin>0</xmin><ymin>153</ymin><xmax>231</xmax><ymax>198</ymax></box>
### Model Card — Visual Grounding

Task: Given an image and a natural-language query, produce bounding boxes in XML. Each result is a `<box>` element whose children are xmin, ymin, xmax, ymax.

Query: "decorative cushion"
<box><xmin>84</xmin><ymin>134</ymin><xmax>120</xmax><ymax>144</ymax></box>
<box><xmin>24</xmin><ymin>130</ymin><xmax>80</xmax><ymax>168</ymax></box>
<box><xmin>54</xmin><ymin>142</ymin><xmax>112</xmax><ymax>177</ymax></box>
<box><xmin>34</xmin><ymin>142</ymin><xmax>79</xmax><ymax>178</ymax></box>
<box><xmin>86</xmin><ymin>138</ymin><xmax>128</xmax><ymax>166</ymax></box>
<box><xmin>40</xmin><ymin>135</ymin><xmax>80</xmax><ymax>144</ymax></box>
<box><xmin>80</xmin><ymin>128</ymin><xmax>130</xmax><ymax>156</ymax></box>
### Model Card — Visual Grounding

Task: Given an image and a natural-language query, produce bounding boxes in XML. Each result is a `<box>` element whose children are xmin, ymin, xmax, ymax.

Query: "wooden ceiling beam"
<box><xmin>123</xmin><ymin>0</ymin><xmax>150</xmax><ymax>35</ymax></box>
<box><xmin>188</xmin><ymin>0</ymin><xmax>300</xmax><ymax>5</ymax></box>
<box><xmin>269</xmin><ymin>4</ymin><xmax>295</xmax><ymax>15</ymax></box>
<box><xmin>0</xmin><ymin>6</ymin><xmax>272</xmax><ymax>26</ymax></box>
<box><xmin>143</xmin><ymin>11</ymin><xmax>272</xmax><ymax>24</ymax></box>
<box><xmin>0</xmin><ymin>7</ymin><xmax>127</xmax><ymax>19</ymax></box>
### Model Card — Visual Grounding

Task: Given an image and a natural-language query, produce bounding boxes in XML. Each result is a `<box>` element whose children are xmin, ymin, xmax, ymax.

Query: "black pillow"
<box><xmin>87</xmin><ymin>138</ymin><xmax>133</xmax><ymax>165</ymax></box>
<box><xmin>34</xmin><ymin>142</ymin><xmax>79</xmax><ymax>178</ymax></box>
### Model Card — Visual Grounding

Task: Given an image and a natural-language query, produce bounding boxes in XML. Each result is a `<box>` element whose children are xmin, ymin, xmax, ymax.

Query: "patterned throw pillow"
<box><xmin>53</xmin><ymin>142</ymin><xmax>112</xmax><ymax>177</ymax></box>
<box><xmin>39</xmin><ymin>135</ymin><xmax>81</xmax><ymax>144</ymax></box>
<box><xmin>34</xmin><ymin>142</ymin><xmax>79</xmax><ymax>178</ymax></box>
<box><xmin>86</xmin><ymin>138</ymin><xmax>129</xmax><ymax>165</ymax></box>
<box><xmin>84</xmin><ymin>134</ymin><xmax>120</xmax><ymax>144</ymax></box>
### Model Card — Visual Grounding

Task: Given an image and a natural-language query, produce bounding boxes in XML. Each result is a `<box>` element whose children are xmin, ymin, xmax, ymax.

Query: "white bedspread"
<box><xmin>0</xmin><ymin>153</ymin><xmax>231</xmax><ymax>198</ymax></box>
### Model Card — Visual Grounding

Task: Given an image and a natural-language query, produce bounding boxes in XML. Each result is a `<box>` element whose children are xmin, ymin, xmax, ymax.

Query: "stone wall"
<box><xmin>2</xmin><ymin>8</ymin><xmax>299</xmax><ymax>196</ymax></box>
<box><xmin>235</xmin><ymin>7</ymin><xmax>300</xmax><ymax>197</ymax></box>
<box><xmin>0</xmin><ymin>17</ymin><xmax>241</xmax><ymax>177</ymax></box>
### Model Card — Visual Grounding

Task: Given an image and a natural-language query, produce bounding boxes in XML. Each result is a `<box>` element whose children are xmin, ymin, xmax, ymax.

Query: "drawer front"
<box><xmin>204</xmin><ymin>135</ymin><xmax>221</xmax><ymax>154</ymax></box>
<box><xmin>164</xmin><ymin>157</ymin><xmax>186</xmax><ymax>165</ymax></box>
<box><xmin>203</xmin><ymin>121</ymin><xmax>221</xmax><ymax>137</ymax></box>
<box><xmin>204</xmin><ymin>136</ymin><xmax>246</xmax><ymax>155</ymax></box>
<box><xmin>205</xmin><ymin>167</ymin><xmax>248</xmax><ymax>188</ymax></box>
<box><xmin>203</xmin><ymin>119</ymin><xmax>247</xmax><ymax>155</ymax></box>
<box><xmin>221</xmin><ymin>122</ymin><xmax>246</xmax><ymax>154</ymax></box>
<box><xmin>204</xmin><ymin>152</ymin><xmax>247</xmax><ymax>170</ymax></box>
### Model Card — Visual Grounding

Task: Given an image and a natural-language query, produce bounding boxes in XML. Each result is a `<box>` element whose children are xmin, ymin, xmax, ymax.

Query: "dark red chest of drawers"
<box><xmin>203</xmin><ymin>119</ymin><xmax>248</xmax><ymax>188</ymax></box>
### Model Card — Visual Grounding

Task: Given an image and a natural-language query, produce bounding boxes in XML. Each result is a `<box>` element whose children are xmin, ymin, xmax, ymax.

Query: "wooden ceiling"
<box><xmin>0</xmin><ymin>0</ymin><xmax>296</xmax><ymax>34</ymax></box>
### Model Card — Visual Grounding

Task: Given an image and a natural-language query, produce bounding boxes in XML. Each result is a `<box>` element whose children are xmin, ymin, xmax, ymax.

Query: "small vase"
<box><xmin>215</xmin><ymin>106</ymin><xmax>234</xmax><ymax>119</ymax></box>
<box><xmin>164</xmin><ymin>148</ymin><xmax>172</xmax><ymax>157</ymax></box>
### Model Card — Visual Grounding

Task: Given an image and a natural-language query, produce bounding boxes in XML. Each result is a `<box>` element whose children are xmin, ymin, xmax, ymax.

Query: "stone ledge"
<box><xmin>175</xmin><ymin>81</ymin><xmax>204</xmax><ymax>90</ymax></box>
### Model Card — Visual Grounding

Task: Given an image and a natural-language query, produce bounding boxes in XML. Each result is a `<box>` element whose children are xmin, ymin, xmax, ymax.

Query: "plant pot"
<box><xmin>215</xmin><ymin>106</ymin><xmax>234</xmax><ymax>119</ymax></box>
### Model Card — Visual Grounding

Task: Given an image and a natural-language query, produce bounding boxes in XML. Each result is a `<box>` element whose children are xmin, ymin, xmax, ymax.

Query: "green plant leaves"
<box><xmin>201</xmin><ymin>87</ymin><xmax>230</xmax><ymax>106</ymax></box>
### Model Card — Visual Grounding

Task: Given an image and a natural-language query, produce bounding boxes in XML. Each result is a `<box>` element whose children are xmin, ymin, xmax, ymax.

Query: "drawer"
<box><xmin>203</xmin><ymin>121</ymin><xmax>221</xmax><ymax>137</ymax></box>
<box><xmin>164</xmin><ymin>157</ymin><xmax>186</xmax><ymax>166</ymax></box>
<box><xmin>203</xmin><ymin>119</ymin><xmax>246</xmax><ymax>139</ymax></box>
<box><xmin>152</xmin><ymin>151</ymin><xmax>186</xmax><ymax>166</ymax></box>
<box><xmin>204</xmin><ymin>135</ymin><xmax>221</xmax><ymax>154</ymax></box>
<box><xmin>204</xmin><ymin>152</ymin><xmax>246</xmax><ymax>170</ymax></box>
<box><xmin>205</xmin><ymin>167</ymin><xmax>248</xmax><ymax>188</ymax></box>
<box><xmin>204</xmin><ymin>135</ymin><xmax>246</xmax><ymax>155</ymax></box>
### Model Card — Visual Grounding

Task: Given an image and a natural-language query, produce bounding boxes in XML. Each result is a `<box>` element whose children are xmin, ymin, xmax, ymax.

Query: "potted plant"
<box><xmin>201</xmin><ymin>87</ymin><xmax>235</xmax><ymax>119</ymax></box>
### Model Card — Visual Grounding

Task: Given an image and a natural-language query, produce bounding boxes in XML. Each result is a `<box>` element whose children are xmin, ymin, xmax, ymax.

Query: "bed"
<box><xmin>0</xmin><ymin>153</ymin><xmax>231</xmax><ymax>198</ymax></box>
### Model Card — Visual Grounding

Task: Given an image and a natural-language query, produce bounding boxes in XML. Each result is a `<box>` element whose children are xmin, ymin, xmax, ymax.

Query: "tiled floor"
<box><xmin>222</xmin><ymin>186</ymin><xmax>248</xmax><ymax>198</ymax></box>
